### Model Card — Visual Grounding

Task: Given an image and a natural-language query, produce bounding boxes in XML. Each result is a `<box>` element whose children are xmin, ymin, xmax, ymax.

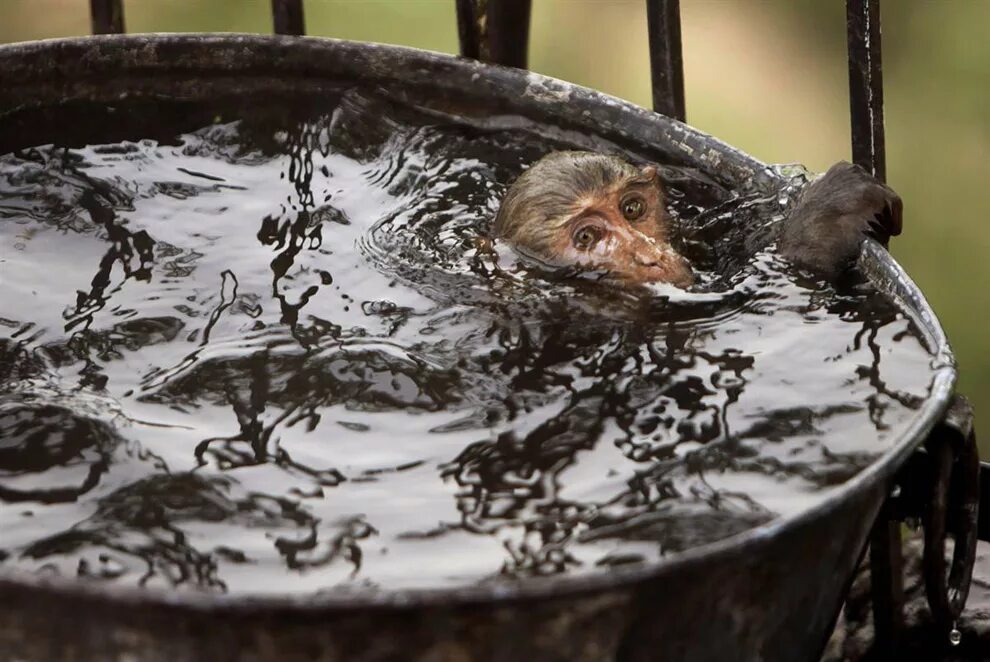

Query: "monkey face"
<box><xmin>546</xmin><ymin>165</ymin><xmax>694</xmax><ymax>287</ymax></box>
<box><xmin>495</xmin><ymin>153</ymin><xmax>695</xmax><ymax>289</ymax></box>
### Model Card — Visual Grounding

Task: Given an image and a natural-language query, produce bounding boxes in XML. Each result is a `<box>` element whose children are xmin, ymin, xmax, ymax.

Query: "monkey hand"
<box><xmin>777</xmin><ymin>161</ymin><xmax>902</xmax><ymax>280</ymax></box>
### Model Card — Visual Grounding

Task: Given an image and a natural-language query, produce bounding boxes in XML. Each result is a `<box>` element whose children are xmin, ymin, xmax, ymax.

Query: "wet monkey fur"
<box><xmin>494</xmin><ymin>152</ymin><xmax>902</xmax><ymax>286</ymax></box>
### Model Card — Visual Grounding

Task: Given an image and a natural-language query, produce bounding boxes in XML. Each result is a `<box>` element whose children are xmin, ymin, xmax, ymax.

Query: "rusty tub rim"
<box><xmin>0</xmin><ymin>33</ymin><xmax>958</xmax><ymax>613</ymax></box>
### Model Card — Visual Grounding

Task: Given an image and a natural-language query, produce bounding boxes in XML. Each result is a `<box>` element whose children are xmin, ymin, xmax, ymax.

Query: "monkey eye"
<box><xmin>620</xmin><ymin>194</ymin><xmax>647</xmax><ymax>221</ymax></box>
<box><xmin>572</xmin><ymin>224</ymin><xmax>604</xmax><ymax>250</ymax></box>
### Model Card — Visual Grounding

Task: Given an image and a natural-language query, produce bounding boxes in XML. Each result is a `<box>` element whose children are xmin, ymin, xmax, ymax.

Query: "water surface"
<box><xmin>0</xmin><ymin>90</ymin><xmax>937</xmax><ymax>594</ymax></box>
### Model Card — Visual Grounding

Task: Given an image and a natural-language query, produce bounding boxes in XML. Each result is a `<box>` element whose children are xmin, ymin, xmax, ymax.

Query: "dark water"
<box><xmin>0</xmin><ymin>90</ymin><xmax>936</xmax><ymax>594</ymax></box>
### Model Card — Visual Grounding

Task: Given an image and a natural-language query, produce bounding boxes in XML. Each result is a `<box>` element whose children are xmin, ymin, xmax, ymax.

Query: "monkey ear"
<box><xmin>640</xmin><ymin>164</ymin><xmax>660</xmax><ymax>183</ymax></box>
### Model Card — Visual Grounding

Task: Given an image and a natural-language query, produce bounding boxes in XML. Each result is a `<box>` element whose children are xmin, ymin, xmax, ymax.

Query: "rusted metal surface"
<box><xmin>646</xmin><ymin>0</ymin><xmax>686</xmax><ymax>122</ymax></box>
<box><xmin>0</xmin><ymin>35</ymin><xmax>959</xmax><ymax>662</ymax></box>
<box><xmin>271</xmin><ymin>0</ymin><xmax>305</xmax><ymax>37</ymax></box>
<box><xmin>846</xmin><ymin>0</ymin><xmax>886</xmax><ymax>181</ymax></box>
<box><xmin>89</xmin><ymin>0</ymin><xmax>124</xmax><ymax>35</ymax></box>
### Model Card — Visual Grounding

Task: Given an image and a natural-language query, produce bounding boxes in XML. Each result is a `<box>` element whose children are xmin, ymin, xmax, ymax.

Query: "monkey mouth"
<box><xmin>636</xmin><ymin>264</ymin><xmax>695</xmax><ymax>288</ymax></box>
<box><xmin>628</xmin><ymin>250</ymin><xmax>695</xmax><ymax>288</ymax></box>
<box><xmin>590</xmin><ymin>261</ymin><xmax>693</xmax><ymax>290</ymax></box>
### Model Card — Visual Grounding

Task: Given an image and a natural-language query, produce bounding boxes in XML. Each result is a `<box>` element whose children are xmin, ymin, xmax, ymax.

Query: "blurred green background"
<box><xmin>1</xmin><ymin>1</ymin><xmax>987</xmax><ymax>442</ymax></box>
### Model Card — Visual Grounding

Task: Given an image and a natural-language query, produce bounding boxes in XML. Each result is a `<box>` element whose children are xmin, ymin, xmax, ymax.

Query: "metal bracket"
<box><xmin>922</xmin><ymin>403</ymin><xmax>980</xmax><ymax>632</ymax></box>
<box><xmin>869</xmin><ymin>394</ymin><xmax>981</xmax><ymax>653</ymax></box>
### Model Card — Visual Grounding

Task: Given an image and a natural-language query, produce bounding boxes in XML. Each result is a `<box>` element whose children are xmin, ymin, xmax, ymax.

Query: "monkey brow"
<box><xmin>622</xmin><ymin>175</ymin><xmax>658</xmax><ymax>189</ymax></box>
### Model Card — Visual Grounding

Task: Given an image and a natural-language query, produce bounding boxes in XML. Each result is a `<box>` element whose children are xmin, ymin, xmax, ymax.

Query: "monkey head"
<box><xmin>494</xmin><ymin>151</ymin><xmax>694</xmax><ymax>287</ymax></box>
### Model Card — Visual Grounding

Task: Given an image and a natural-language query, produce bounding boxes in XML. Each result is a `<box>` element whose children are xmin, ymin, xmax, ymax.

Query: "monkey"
<box><xmin>494</xmin><ymin>151</ymin><xmax>902</xmax><ymax>287</ymax></box>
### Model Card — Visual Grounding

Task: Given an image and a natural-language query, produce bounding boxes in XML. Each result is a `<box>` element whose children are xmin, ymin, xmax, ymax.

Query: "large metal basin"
<box><xmin>0</xmin><ymin>35</ymin><xmax>957</xmax><ymax>662</ymax></box>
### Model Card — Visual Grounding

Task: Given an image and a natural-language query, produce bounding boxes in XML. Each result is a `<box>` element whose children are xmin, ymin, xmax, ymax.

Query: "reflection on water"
<box><xmin>0</xmin><ymin>90</ymin><xmax>936</xmax><ymax>593</ymax></box>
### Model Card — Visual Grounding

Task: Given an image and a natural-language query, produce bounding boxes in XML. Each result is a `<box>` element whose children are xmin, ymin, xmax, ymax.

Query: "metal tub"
<box><xmin>0</xmin><ymin>35</ymin><xmax>957</xmax><ymax>662</ymax></box>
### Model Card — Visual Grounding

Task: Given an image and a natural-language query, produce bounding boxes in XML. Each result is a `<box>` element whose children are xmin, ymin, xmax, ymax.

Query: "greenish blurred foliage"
<box><xmin>1</xmin><ymin>1</ymin><xmax>987</xmax><ymax>446</ymax></box>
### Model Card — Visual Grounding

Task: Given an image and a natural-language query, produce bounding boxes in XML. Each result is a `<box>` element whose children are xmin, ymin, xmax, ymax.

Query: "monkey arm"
<box><xmin>776</xmin><ymin>162</ymin><xmax>903</xmax><ymax>281</ymax></box>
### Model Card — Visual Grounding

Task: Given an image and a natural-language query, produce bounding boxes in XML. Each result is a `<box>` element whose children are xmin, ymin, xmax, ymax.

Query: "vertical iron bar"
<box><xmin>646</xmin><ymin>0</ymin><xmax>686</xmax><ymax>122</ymax></box>
<box><xmin>846</xmin><ymin>0</ymin><xmax>886</xmax><ymax>181</ymax></box>
<box><xmin>869</xmin><ymin>511</ymin><xmax>904</xmax><ymax>656</ymax></box>
<box><xmin>485</xmin><ymin>0</ymin><xmax>532</xmax><ymax>69</ymax></box>
<box><xmin>456</xmin><ymin>0</ymin><xmax>481</xmax><ymax>60</ymax></box>
<box><xmin>455</xmin><ymin>0</ymin><xmax>531</xmax><ymax>69</ymax></box>
<box><xmin>850</xmin><ymin>3</ymin><xmax>894</xmax><ymax>640</ymax></box>
<box><xmin>90</xmin><ymin>0</ymin><xmax>124</xmax><ymax>35</ymax></box>
<box><xmin>272</xmin><ymin>0</ymin><xmax>305</xmax><ymax>36</ymax></box>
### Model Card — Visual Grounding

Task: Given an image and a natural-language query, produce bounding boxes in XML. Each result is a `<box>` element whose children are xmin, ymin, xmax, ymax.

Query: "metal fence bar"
<box><xmin>850</xmin><ymin>1</ymin><xmax>894</xmax><ymax>646</ymax></box>
<box><xmin>486</xmin><ymin>0</ymin><xmax>531</xmax><ymax>69</ymax></box>
<box><xmin>455</xmin><ymin>0</ymin><xmax>481</xmax><ymax>60</ymax></box>
<box><xmin>455</xmin><ymin>0</ymin><xmax>531</xmax><ymax>69</ymax></box>
<box><xmin>90</xmin><ymin>0</ymin><xmax>124</xmax><ymax>35</ymax></box>
<box><xmin>272</xmin><ymin>0</ymin><xmax>306</xmax><ymax>36</ymax></box>
<box><xmin>846</xmin><ymin>0</ymin><xmax>886</xmax><ymax>181</ymax></box>
<box><xmin>646</xmin><ymin>0</ymin><xmax>686</xmax><ymax>122</ymax></box>
<box><xmin>869</xmin><ymin>513</ymin><xmax>905</xmax><ymax>655</ymax></box>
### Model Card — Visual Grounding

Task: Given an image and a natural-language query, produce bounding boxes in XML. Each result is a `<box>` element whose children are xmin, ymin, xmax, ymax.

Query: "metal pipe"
<box><xmin>90</xmin><ymin>0</ymin><xmax>124</xmax><ymax>35</ymax></box>
<box><xmin>272</xmin><ymin>0</ymin><xmax>305</xmax><ymax>36</ymax></box>
<box><xmin>846</xmin><ymin>0</ymin><xmax>886</xmax><ymax>181</ymax></box>
<box><xmin>646</xmin><ymin>0</ymin><xmax>686</xmax><ymax>122</ymax></box>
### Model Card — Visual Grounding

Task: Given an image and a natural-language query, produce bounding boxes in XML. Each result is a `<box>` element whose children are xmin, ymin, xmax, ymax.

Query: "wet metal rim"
<box><xmin>0</xmin><ymin>34</ymin><xmax>958</xmax><ymax>613</ymax></box>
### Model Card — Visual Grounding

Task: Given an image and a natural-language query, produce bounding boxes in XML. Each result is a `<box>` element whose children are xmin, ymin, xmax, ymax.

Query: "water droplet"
<box><xmin>890</xmin><ymin>485</ymin><xmax>901</xmax><ymax>498</ymax></box>
<box><xmin>949</xmin><ymin>626</ymin><xmax>962</xmax><ymax>646</ymax></box>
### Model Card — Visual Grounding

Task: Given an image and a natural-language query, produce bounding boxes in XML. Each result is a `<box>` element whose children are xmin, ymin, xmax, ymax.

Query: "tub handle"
<box><xmin>868</xmin><ymin>394</ymin><xmax>981</xmax><ymax>654</ymax></box>
<box><xmin>922</xmin><ymin>397</ymin><xmax>980</xmax><ymax>630</ymax></box>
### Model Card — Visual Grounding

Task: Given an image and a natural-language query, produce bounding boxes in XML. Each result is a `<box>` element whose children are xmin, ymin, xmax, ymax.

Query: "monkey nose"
<box><xmin>633</xmin><ymin>249</ymin><xmax>663</xmax><ymax>267</ymax></box>
<box><xmin>633</xmin><ymin>247</ymin><xmax>695</xmax><ymax>286</ymax></box>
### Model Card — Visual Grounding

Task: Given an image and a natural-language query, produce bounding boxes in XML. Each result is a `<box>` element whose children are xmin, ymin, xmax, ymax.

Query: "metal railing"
<box><xmin>89</xmin><ymin>0</ymin><xmax>884</xmax><ymax>181</ymax></box>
